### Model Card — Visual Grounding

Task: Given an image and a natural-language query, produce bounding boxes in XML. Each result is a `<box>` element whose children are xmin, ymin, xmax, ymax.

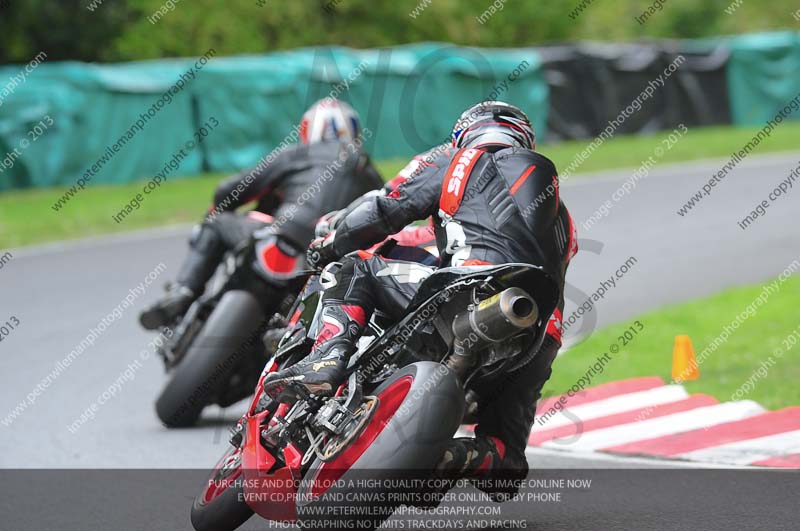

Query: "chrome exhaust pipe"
<box><xmin>452</xmin><ymin>287</ymin><xmax>538</xmax><ymax>345</ymax></box>
<box><xmin>447</xmin><ymin>288</ymin><xmax>538</xmax><ymax>376</ymax></box>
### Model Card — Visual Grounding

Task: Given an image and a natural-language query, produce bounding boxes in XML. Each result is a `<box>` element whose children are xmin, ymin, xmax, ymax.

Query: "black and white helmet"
<box><xmin>451</xmin><ymin>101</ymin><xmax>535</xmax><ymax>150</ymax></box>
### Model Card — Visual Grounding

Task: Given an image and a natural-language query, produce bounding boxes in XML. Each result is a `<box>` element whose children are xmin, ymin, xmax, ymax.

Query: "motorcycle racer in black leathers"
<box><xmin>263</xmin><ymin>101</ymin><xmax>578</xmax><ymax>494</ymax></box>
<box><xmin>315</xmin><ymin>142</ymin><xmax>456</xmax><ymax>261</ymax></box>
<box><xmin>139</xmin><ymin>99</ymin><xmax>384</xmax><ymax>330</ymax></box>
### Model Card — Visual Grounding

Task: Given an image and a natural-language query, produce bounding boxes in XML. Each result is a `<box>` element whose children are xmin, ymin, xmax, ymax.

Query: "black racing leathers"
<box><xmin>319</xmin><ymin>143</ymin><xmax>455</xmax><ymax>237</ymax></box>
<box><xmin>328</xmin><ymin>146</ymin><xmax>576</xmax><ymax>295</ymax></box>
<box><xmin>212</xmin><ymin>140</ymin><xmax>383</xmax><ymax>249</ymax></box>
<box><xmin>141</xmin><ymin>140</ymin><xmax>383</xmax><ymax>329</ymax></box>
<box><xmin>175</xmin><ymin>141</ymin><xmax>382</xmax><ymax>294</ymax></box>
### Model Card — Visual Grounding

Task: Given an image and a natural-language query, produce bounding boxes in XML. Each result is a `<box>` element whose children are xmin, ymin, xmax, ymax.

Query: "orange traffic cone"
<box><xmin>672</xmin><ymin>335</ymin><xmax>699</xmax><ymax>382</ymax></box>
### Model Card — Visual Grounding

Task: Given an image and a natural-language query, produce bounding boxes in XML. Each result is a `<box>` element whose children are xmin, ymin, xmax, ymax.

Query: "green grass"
<box><xmin>2</xmin><ymin>121</ymin><xmax>800</xmax><ymax>248</ymax></box>
<box><xmin>543</xmin><ymin>274</ymin><xmax>800</xmax><ymax>410</ymax></box>
<box><xmin>0</xmin><ymin>173</ymin><xmax>225</xmax><ymax>247</ymax></box>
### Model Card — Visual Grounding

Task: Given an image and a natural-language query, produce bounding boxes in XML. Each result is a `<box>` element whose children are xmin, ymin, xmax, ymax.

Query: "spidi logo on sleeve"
<box><xmin>439</xmin><ymin>148</ymin><xmax>483</xmax><ymax>218</ymax></box>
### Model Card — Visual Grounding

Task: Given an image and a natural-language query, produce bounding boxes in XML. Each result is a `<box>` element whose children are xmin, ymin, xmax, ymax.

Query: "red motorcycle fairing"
<box><xmin>236</xmin><ymin>361</ymin><xmax>416</xmax><ymax>521</ymax></box>
<box><xmin>255</xmin><ymin>359</ymin><xmax>278</xmax><ymax>393</ymax></box>
<box><xmin>199</xmin><ymin>447</ymin><xmax>245</xmax><ymax>506</ymax></box>
<box><xmin>240</xmin><ymin>360</ymin><xmax>301</xmax><ymax>522</ymax></box>
<box><xmin>253</xmin><ymin>235</ymin><xmax>303</xmax><ymax>283</ymax></box>
<box><xmin>246</xmin><ymin>211</ymin><xmax>275</xmax><ymax>224</ymax></box>
<box><xmin>367</xmin><ymin>221</ymin><xmax>436</xmax><ymax>252</ymax></box>
<box><xmin>240</xmin><ymin>412</ymin><xmax>298</xmax><ymax>522</ymax></box>
<box><xmin>258</xmin><ymin>240</ymin><xmax>299</xmax><ymax>274</ymax></box>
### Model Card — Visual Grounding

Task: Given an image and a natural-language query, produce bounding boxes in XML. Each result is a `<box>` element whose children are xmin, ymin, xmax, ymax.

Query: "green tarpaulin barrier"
<box><xmin>0</xmin><ymin>44</ymin><xmax>547</xmax><ymax>191</ymax></box>
<box><xmin>0</xmin><ymin>59</ymin><xmax>201</xmax><ymax>191</ymax></box>
<box><xmin>727</xmin><ymin>32</ymin><xmax>800</xmax><ymax>125</ymax></box>
<box><xmin>2</xmin><ymin>33</ymin><xmax>797</xmax><ymax>192</ymax></box>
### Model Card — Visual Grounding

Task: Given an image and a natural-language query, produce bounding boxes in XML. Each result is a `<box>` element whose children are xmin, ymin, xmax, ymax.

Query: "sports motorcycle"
<box><xmin>152</xmin><ymin>217</ymin><xmax>309</xmax><ymax>428</ymax></box>
<box><xmin>190</xmin><ymin>256</ymin><xmax>559</xmax><ymax>531</ymax></box>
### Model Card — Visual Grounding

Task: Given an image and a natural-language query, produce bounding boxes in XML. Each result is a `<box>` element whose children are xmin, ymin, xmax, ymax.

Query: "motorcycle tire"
<box><xmin>295</xmin><ymin>361</ymin><xmax>465</xmax><ymax>531</ymax></box>
<box><xmin>191</xmin><ymin>446</ymin><xmax>254</xmax><ymax>531</ymax></box>
<box><xmin>156</xmin><ymin>290</ymin><xmax>266</xmax><ymax>428</ymax></box>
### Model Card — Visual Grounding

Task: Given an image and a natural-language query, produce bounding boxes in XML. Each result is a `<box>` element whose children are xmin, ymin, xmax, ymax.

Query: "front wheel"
<box><xmin>191</xmin><ymin>446</ymin><xmax>254</xmax><ymax>531</ymax></box>
<box><xmin>296</xmin><ymin>361</ymin><xmax>466</xmax><ymax>531</ymax></box>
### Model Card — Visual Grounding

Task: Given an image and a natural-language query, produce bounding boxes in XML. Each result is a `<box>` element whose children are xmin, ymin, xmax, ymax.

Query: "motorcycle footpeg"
<box><xmin>229</xmin><ymin>424</ymin><xmax>244</xmax><ymax>448</ymax></box>
<box><xmin>268</xmin><ymin>379</ymin><xmax>315</xmax><ymax>405</ymax></box>
<box><xmin>255</xmin><ymin>392</ymin><xmax>278</xmax><ymax>414</ymax></box>
<box><xmin>287</xmin><ymin>380</ymin><xmax>315</xmax><ymax>400</ymax></box>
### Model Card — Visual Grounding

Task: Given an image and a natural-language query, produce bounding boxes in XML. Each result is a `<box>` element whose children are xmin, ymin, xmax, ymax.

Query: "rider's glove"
<box><xmin>314</xmin><ymin>212</ymin><xmax>334</xmax><ymax>239</ymax></box>
<box><xmin>307</xmin><ymin>232</ymin><xmax>338</xmax><ymax>270</ymax></box>
<box><xmin>315</xmin><ymin>209</ymin><xmax>348</xmax><ymax>238</ymax></box>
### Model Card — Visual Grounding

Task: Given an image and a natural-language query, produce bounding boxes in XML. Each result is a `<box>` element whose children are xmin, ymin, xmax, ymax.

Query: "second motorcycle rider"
<box><xmin>139</xmin><ymin>99</ymin><xmax>384</xmax><ymax>330</ymax></box>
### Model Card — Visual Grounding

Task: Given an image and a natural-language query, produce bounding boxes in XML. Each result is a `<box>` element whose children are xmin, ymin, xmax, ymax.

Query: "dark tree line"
<box><xmin>0</xmin><ymin>0</ymin><xmax>796</xmax><ymax>64</ymax></box>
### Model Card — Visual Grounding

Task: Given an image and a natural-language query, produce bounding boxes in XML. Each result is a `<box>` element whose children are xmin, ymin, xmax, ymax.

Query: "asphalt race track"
<box><xmin>1</xmin><ymin>153</ymin><xmax>798</xmax><ymax>529</ymax></box>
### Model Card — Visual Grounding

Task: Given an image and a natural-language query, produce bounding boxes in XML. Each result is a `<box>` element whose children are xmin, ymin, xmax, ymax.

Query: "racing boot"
<box><xmin>139</xmin><ymin>283</ymin><xmax>196</xmax><ymax>330</ymax></box>
<box><xmin>435</xmin><ymin>436</ymin><xmax>521</xmax><ymax>502</ymax></box>
<box><xmin>436</xmin><ymin>436</ymin><xmax>505</xmax><ymax>477</ymax></box>
<box><xmin>262</xmin><ymin>304</ymin><xmax>367</xmax><ymax>401</ymax></box>
<box><xmin>139</xmin><ymin>223</ymin><xmax>223</xmax><ymax>330</ymax></box>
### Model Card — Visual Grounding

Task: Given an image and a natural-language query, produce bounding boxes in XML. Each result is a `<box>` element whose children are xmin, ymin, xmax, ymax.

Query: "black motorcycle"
<box><xmin>153</xmin><ymin>229</ymin><xmax>309</xmax><ymax>428</ymax></box>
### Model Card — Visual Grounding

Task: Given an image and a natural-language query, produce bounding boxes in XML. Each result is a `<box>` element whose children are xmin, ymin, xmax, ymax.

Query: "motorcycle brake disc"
<box><xmin>318</xmin><ymin>396</ymin><xmax>379</xmax><ymax>462</ymax></box>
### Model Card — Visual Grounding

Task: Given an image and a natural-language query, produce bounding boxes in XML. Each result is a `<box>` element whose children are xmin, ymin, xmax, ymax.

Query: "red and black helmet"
<box><xmin>451</xmin><ymin>101</ymin><xmax>535</xmax><ymax>150</ymax></box>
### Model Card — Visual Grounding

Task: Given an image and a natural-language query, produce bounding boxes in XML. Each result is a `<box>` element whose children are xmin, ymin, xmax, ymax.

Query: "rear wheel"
<box><xmin>295</xmin><ymin>362</ymin><xmax>465</xmax><ymax>531</ymax></box>
<box><xmin>191</xmin><ymin>446</ymin><xmax>254</xmax><ymax>531</ymax></box>
<box><xmin>156</xmin><ymin>290</ymin><xmax>267</xmax><ymax>427</ymax></box>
